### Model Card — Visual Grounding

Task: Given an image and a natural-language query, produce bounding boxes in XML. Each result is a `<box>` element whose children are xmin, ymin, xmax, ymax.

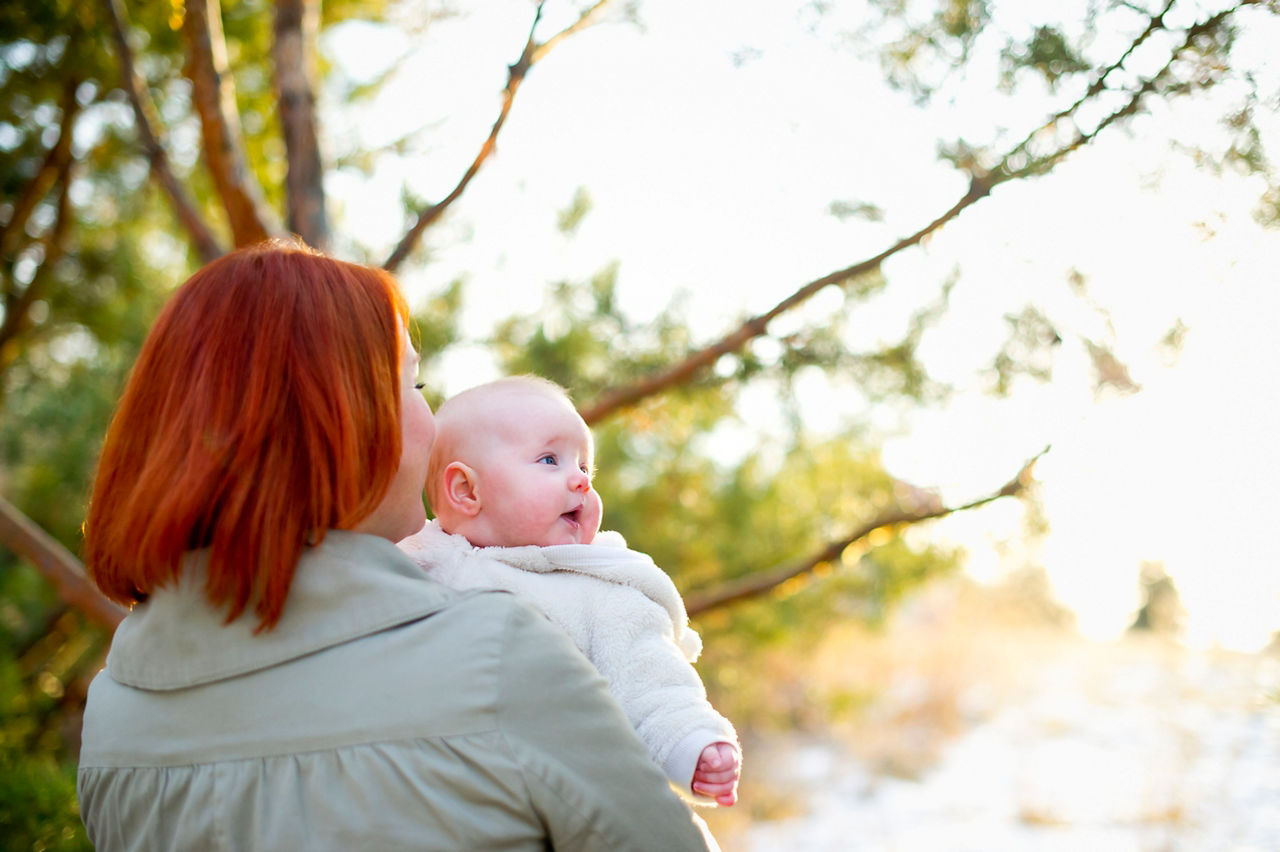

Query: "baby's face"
<box><xmin>473</xmin><ymin>391</ymin><xmax>602</xmax><ymax>547</ymax></box>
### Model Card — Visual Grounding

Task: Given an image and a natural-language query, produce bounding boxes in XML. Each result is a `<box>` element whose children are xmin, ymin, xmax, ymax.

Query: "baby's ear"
<box><xmin>441</xmin><ymin>462</ymin><xmax>481</xmax><ymax>517</ymax></box>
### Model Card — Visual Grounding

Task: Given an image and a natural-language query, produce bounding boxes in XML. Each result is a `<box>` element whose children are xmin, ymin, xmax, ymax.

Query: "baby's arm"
<box><xmin>693</xmin><ymin>742</ymin><xmax>741</xmax><ymax>806</ymax></box>
<box><xmin>585</xmin><ymin>586</ymin><xmax>738</xmax><ymax>805</ymax></box>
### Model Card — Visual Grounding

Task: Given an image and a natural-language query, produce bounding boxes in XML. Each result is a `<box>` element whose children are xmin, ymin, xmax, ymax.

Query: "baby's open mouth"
<box><xmin>561</xmin><ymin>507</ymin><xmax>581</xmax><ymax>524</ymax></box>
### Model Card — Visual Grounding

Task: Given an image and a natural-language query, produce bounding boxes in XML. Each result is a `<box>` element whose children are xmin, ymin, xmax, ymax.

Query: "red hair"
<box><xmin>83</xmin><ymin>241</ymin><xmax>410</xmax><ymax>629</ymax></box>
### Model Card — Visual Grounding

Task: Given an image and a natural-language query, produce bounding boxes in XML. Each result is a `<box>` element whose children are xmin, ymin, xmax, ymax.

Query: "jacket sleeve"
<box><xmin>495</xmin><ymin>600</ymin><xmax>714</xmax><ymax>852</ymax></box>
<box><xmin>584</xmin><ymin>588</ymin><xmax>738</xmax><ymax>799</ymax></box>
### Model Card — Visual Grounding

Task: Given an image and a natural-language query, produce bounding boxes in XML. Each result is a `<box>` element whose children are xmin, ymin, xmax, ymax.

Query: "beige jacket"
<box><xmin>77</xmin><ymin>531</ymin><xmax>712</xmax><ymax>851</ymax></box>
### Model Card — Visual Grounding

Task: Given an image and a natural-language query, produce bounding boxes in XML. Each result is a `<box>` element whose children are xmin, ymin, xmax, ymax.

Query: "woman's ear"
<box><xmin>442</xmin><ymin>462</ymin><xmax>481</xmax><ymax>517</ymax></box>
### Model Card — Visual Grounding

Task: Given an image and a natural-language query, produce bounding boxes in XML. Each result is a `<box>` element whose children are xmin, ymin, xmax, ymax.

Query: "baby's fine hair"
<box><xmin>442</xmin><ymin>375</ymin><xmax>572</xmax><ymax>411</ymax></box>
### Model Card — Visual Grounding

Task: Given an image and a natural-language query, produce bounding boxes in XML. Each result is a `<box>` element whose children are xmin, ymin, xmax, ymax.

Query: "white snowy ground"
<box><xmin>742</xmin><ymin>639</ymin><xmax>1280</xmax><ymax>851</ymax></box>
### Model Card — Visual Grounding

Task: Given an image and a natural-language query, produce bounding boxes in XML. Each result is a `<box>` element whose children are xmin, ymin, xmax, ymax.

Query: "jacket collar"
<box><xmin>107</xmin><ymin>530</ymin><xmax>451</xmax><ymax>690</ymax></box>
<box><xmin>401</xmin><ymin>522</ymin><xmax>703</xmax><ymax>663</ymax></box>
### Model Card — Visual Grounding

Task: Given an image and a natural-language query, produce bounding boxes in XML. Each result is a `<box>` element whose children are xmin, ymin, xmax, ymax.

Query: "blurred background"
<box><xmin>1</xmin><ymin>0</ymin><xmax>1277</xmax><ymax>848</ymax></box>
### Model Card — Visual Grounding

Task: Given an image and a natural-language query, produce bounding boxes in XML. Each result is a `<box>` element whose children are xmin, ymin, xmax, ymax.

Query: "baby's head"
<box><xmin>427</xmin><ymin>376</ymin><xmax>602</xmax><ymax>547</ymax></box>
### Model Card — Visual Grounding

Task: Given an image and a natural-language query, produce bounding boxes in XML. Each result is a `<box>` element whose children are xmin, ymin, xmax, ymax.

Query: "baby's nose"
<box><xmin>570</xmin><ymin>470</ymin><xmax>590</xmax><ymax>492</ymax></box>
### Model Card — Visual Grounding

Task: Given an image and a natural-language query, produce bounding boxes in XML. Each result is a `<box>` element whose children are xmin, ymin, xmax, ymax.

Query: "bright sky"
<box><xmin>324</xmin><ymin>0</ymin><xmax>1279</xmax><ymax>651</ymax></box>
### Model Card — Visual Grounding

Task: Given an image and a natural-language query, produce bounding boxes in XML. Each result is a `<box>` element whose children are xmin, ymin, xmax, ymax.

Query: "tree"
<box><xmin>1</xmin><ymin>0</ymin><xmax>1276</xmax><ymax>837</ymax></box>
<box><xmin>7</xmin><ymin>0</ymin><xmax>1273</xmax><ymax>615</ymax></box>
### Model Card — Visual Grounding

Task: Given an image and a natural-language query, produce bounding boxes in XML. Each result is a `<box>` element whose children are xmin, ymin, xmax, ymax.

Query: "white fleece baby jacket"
<box><xmin>398</xmin><ymin>521</ymin><xmax>738</xmax><ymax>799</ymax></box>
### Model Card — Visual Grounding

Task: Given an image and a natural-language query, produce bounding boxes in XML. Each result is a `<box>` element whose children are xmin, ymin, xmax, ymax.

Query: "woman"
<box><xmin>77</xmin><ymin>242</ymin><xmax>712</xmax><ymax>851</ymax></box>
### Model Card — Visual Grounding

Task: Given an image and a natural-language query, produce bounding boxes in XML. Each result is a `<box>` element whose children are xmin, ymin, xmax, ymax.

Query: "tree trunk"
<box><xmin>274</xmin><ymin>0</ymin><xmax>328</xmax><ymax>250</ymax></box>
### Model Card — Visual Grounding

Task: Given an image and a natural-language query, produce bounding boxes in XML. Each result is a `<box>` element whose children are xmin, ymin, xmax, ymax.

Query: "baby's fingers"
<box><xmin>692</xmin><ymin>779</ymin><xmax>738</xmax><ymax>807</ymax></box>
<box><xmin>693</xmin><ymin>766</ymin><xmax>738</xmax><ymax>786</ymax></box>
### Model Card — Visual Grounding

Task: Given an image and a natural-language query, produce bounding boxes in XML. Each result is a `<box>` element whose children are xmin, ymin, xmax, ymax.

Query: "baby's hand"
<box><xmin>692</xmin><ymin>741</ymin><xmax>740</xmax><ymax>806</ymax></box>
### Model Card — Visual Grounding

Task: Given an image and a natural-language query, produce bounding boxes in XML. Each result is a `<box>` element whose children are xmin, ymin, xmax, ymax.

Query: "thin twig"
<box><xmin>384</xmin><ymin>0</ymin><xmax>620</xmax><ymax>270</ymax></box>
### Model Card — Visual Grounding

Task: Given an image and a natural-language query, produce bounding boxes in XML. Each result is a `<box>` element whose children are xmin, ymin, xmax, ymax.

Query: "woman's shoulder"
<box><xmin>423</xmin><ymin>586</ymin><xmax>575</xmax><ymax>657</ymax></box>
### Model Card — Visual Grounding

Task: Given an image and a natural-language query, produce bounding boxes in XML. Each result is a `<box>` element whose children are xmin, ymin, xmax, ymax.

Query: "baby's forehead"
<box><xmin>447</xmin><ymin>385</ymin><xmax>590</xmax><ymax>444</ymax></box>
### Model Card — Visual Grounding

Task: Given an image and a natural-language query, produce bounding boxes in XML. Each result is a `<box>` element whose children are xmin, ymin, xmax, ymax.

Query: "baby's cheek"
<box><xmin>584</xmin><ymin>492</ymin><xmax>604</xmax><ymax>541</ymax></box>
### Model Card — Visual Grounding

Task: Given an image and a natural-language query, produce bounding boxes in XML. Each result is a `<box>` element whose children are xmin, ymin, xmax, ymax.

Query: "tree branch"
<box><xmin>581</xmin><ymin>1</ymin><xmax>1264</xmax><ymax>424</ymax></box>
<box><xmin>0</xmin><ymin>82</ymin><xmax>78</xmax><ymax>262</ymax></box>
<box><xmin>103</xmin><ymin>0</ymin><xmax>224</xmax><ymax>263</ymax></box>
<box><xmin>383</xmin><ymin>0</ymin><xmax>619</xmax><ymax>271</ymax></box>
<box><xmin>273</xmin><ymin>0</ymin><xmax>328</xmax><ymax>249</ymax></box>
<box><xmin>530</xmin><ymin>0</ymin><xmax>616</xmax><ymax>62</ymax></box>
<box><xmin>579</xmin><ymin>176</ymin><xmax>995</xmax><ymax>424</ymax></box>
<box><xmin>182</xmin><ymin>0</ymin><xmax>276</xmax><ymax>246</ymax></box>
<box><xmin>0</xmin><ymin>169</ymin><xmax>73</xmax><ymax>385</ymax></box>
<box><xmin>0</xmin><ymin>495</ymin><xmax>126</xmax><ymax>631</ymax></box>
<box><xmin>1001</xmin><ymin>0</ymin><xmax>1178</xmax><ymax>168</ymax></box>
<box><xmin>685</xmin><ymin>446</ymin><xmax>1049</xmax><ymax>617</ymax></box>
<box><xmin>0</xmin><ymin>88</ymin><xmax>75</xmax><ymax>387</ymax></box>
<box><xmin>1004</xmin><ymin>1</ymin><xmax>1257</xmax><ymax>180</ymax></box>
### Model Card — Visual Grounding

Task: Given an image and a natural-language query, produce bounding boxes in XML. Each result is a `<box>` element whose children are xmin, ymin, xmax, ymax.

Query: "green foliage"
<box><xmin>0</xmin><ymin>359</ymin><xmax>137</xmax><ymax>542</ymax></box>
<box><xmin>854</xmin><ymin>0</ymin><xmax>1280</xmax><ymax>208</ymax></box>
<box><xmin>0</xmin><ymin>749</ymin><xmax>90</xmax><ymax>852</ymax></box>
<box><xmin>0</xmin><ymin>555</ymin><xmax>104</xmax><ymax>852</ymax></box>
<box><xmin>0</xmin><ymin>554</ymin><xmax>107</xmax><ymax>755</ymax></box>
<box><xmin>987</xmin><ymin>305</ymin><xmax>1061</xmax><ymax>396</ymax></box>
<box><xmin>0</xmin><ymin>3</ymin><xmax>188</xmax><ymax>832</ymax></box>
<box><xmin>556</xmin><ymin>187</ymin><xmax>592</xmax><ymax>237</ymax></box>
<box><xmin>846</xmin><ymin>274</ymin><xmax>953</xmax><ymax>405</ymax></box>
<box><xmin>0</xmin><ymin>0</ymin><xmax>190</xmax><ymax>388</ymax></box>
<box><xmin>999</xmin><ymin>26</ymin><xmax>1089</xmax><ymax>92</ymax></box>
<box><xmin>1257</xmin><ymin>184</ymin><xmax>1280</xmax><ymax>228</ymax></box>
<box><xmin>698</xmin><ymin>532</ymin><xmax>963</xmax><ymax>729</ymax></box>
<box><xmin>409</xmin><ymin>275</ymin><xmax>465</xmax><ymax>406</ymax></box>
<box><xmin>863</xmin><ymin>0</ymin><xmax>992</xmax><ymax>100</ymax></box>
<box><xmin>1182</xmin><ymin>92</ymin><xmax>1280</xmax><ymax>223</ymax></box>
<box><xmin>828</xmin><ymin>199</ymin><xmax>885</xmax><ymax>222</ymax></box>
<box><xmin>615</xmin><ymin>434</ymin><xmax>898</xmax><ymax>594</ymax></box>
<box><xmin>491</xmin><ymin>264</ymin><xmax>709</xmax><ymax>401</ymax></box>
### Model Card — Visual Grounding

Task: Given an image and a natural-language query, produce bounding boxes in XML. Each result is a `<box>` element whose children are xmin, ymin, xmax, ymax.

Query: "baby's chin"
<box><xmin>533</xmin><ymin>522</ymin><xmax>600</xmax><ymax>547</ymax></box>
<box><xmin>538</xmin><ymin>530</ymin><xmax>595</xmax><ymax>546</ymax></box>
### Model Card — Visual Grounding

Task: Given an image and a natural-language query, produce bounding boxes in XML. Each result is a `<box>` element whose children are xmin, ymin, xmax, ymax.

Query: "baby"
<box><xmin>398</xmin><ymin>376</ymin><xmax>741</xmax><ymax>806</ymax></box>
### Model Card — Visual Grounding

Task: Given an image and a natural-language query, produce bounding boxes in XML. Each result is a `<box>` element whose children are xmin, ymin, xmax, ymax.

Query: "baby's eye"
<box><xmin>413</xmin><ymin>382</ymin><xmax>425</xmax><ymax>391</ymax></box>
<box><xmin>537</xmin><ymin>454</ymin><xmax>557</xmax><ymax>466</ymax></box>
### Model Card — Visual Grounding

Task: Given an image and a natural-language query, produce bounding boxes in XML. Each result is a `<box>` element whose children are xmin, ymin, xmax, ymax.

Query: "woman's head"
<box><xmin>84</xmin><ymin>241</ymin><xmax>433</xmax><ymax>629</ymax></box>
